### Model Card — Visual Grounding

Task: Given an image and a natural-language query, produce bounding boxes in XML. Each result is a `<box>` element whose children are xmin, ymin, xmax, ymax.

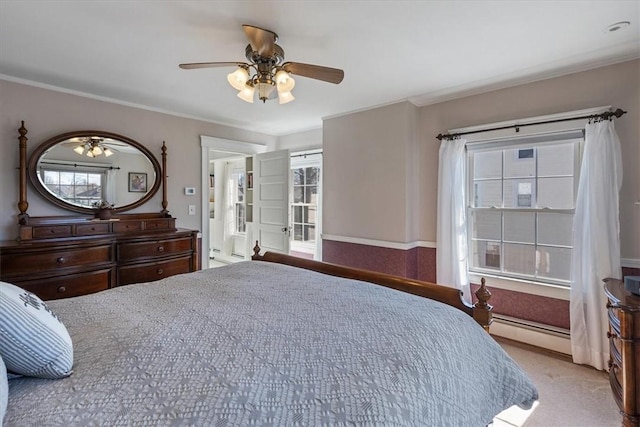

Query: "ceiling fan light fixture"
<box><xmin>74</xmin><ymin>145</ymin><xmax>85</xmax><ymax>155</ymax></box>
<box><xmin>103</xmin><ymin>147</ymin><xmax>114</xmax><ymax>157</ymax></box>
<box><xmin>278</xmin><ymin>90</ymin><xmax>295</xmax><ymax>105</ymax></box>
<box><xmin>227</xmin><ymin>67</ymin><xmax>249</xmax><ymax>91</ymax></box>
<box><xmin>238</xmin><ymin>84</ymin><xmax>255</xmax><ymax>103</ymax></box>
<box><xmin>275</xmin><ymin>70</ymin><xmax>295</xmax><ymax>92</ymax></box>
<box><xmin>257</xmin><ymin>80</ymin><xmax>275</xmax><ymax>102</ymax></box>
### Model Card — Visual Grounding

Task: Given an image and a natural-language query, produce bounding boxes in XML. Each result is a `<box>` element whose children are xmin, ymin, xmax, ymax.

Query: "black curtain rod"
<box><xmin>436</xmin><ymin>108</ymin><xmax>627</xmax><ymax>141</ymax></box>
<box><xmin>40</xmin><ymin>161</ymin><xmax>121</xmax><ymax>170</ymax></box>
<box><xmin>291</xmin><ymin>152</ymin><xmax>322</xmax><ymax>159</ymax></box>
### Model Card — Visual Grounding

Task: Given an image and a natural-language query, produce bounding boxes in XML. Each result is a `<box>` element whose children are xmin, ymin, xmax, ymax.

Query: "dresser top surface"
<box><xmin>604</xmin><ymin>277</ymin><xmax>640</xmax><ymax>311</ymax></box>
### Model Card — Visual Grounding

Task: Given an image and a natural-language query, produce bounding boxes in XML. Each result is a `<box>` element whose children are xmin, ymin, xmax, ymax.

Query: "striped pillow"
<box><xmin>0</xmin><ymin>281</ymin><xmax>73</xmax><ymax>379</ymax></box>
<box><xmin>0</xmin><ymin>355</ymin><xmax>7</xmax><ymax>424</ymax></box>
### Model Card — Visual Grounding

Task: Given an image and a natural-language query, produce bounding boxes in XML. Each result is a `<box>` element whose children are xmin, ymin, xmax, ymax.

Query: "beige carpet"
<box><xmin>494</xmin><ymin>337</ymin><xmax>620</xmax><ymax>427</ymax></box>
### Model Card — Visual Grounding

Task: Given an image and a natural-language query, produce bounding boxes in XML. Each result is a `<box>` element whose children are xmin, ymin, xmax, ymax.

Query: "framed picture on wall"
<box><xmin>128</xmin><ymin>172</ymin><xmax>147</xmax><ymax>192</ymax></box>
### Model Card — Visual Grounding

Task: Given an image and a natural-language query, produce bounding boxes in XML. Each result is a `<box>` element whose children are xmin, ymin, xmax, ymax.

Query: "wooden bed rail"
<box><xmin>252</xmin><ymin>242</ymin><xmax>493</xmax><ymax>331</ymax></box>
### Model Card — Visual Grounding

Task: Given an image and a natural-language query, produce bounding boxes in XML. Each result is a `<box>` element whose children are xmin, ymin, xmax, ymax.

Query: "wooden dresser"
<box><xmin>605</xmin><ymin>277</ymin><xmax>640</xmax><ymax>427</ymax></box>
<box><xmin>0</xmin><ymin>214</ymin><xmax>199</xmax><ymax>300</ymax></box>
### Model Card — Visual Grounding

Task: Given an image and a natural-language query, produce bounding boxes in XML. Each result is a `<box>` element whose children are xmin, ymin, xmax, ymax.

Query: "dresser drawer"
<box><xmin>117</xmin><ymin>237</ymin><xmax>193</xmax><ymax>262</ymax></box>
<box><xmin>32</xmin><ymin>225</ymin><xmax>72</xmax><ymax>239</ymax></box>
<box><xmin>117</xmin><ymin>257</ymin><xmax>191</xmax><ymax>285</ymax></box>
<box><xmin>16</xmin><ymin>268</ymin><xmax>112</xmax><ymax>300</ymax></box>
<box><xmin>1</xmin><ymin>244</ymin><xmax>112</xmax><ymax>275</ymax></box>
<box><xmin>76</xmin><ymin>222</ymin><xmax>111</xmax><ymax>235</ymax></box>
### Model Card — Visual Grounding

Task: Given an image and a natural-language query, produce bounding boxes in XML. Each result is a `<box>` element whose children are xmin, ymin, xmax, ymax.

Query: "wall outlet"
<box><xmin>188</xmin><ymin>205</ymin><xmax>196</xmax><ymax>215</ymax></box>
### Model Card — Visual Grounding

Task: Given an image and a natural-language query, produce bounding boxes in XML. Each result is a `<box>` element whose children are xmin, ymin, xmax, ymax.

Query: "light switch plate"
<box><xmin>188</xmin><ymin>205</ymin><xmax>196</xmax><ymax>215</ymax></box>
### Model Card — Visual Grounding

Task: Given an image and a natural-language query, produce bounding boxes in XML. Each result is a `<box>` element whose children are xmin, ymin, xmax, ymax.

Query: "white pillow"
<box><xmin>0</xmin><ymin>281</ymin><xmax>73</xmax><ymax>379</ymax></box>
<box><xmin>0</xmin><ymin>355</ymin><xmax>7</xmax><ymax>425</ymax></box>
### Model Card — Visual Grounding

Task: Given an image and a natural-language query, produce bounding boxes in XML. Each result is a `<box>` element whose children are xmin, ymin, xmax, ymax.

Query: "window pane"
<box><xmin>293</xmin><ymin>224</ymin><xmax>303</xmax><ymax>241</ymax></box>
<box><xmin>307</xmin><ymin>207</ymin><xmax>316</xmax><ymax>225</ymax></box>
<box><xmin>305</xmin><ymin>167</ymin><xmax>318</xmax><ymax>185</ymax></box>
<box><xmin>472</xmin><ymin>211</ymin><xmax>501</xmax><ymax>240</ymax></box>
<box><xmin>305</xmin><ymin>225</ymin><xmax>316</xmax><ymax>243</ymax></box>
<box><xmin>504</xmin><ymin>148</ymin><xmax>535</xmax><ymax>178</ymax></box>
<box><xmin>44</xmin><ymin>171</ymin><xmax>59</xmax><ymax>184</ymax></box>
<box><xmin>503</xmin><ymin>243</ymin><xmax>536</xmax><ymax>276</ymax></box>
<box><xmin>293</xmin><ymin>186</ymin><xmax>304</xmax><ymax>203</ymax></box>
<box><xmin>474</xmin><ymin>181</ymin><xmax>502</xmax><ymax>207</ymax></box>
<box><xmin>538</xmin><ymin>177</ymin><xmax>574</xmax><ymax>209</ymax></box>
<box><xmin>474</xmin><ymin>151</ymin><xmax>502</xmax><ymax>179</ymax></box>
<box><xmin>293</xmin><ymin>168</ymin><xmax>304</xmax><ymax>185</ymax></box>
<box><xmin>504</xmin><ymin>212</ymin><xmax>535</xmax><ymax>244</ymax></box>
<box><xmin>293</xmin><ymin>206</ymin><xmax>303</xmax><ymax>222</ymax></box>
<box><xmin>471</xmin><ymin>240</ymin><xmax>501</xmax><ymax>270</ymax></box>
<box><xmin>60</xmin><ymin>172</ymin><xmax>74</xmax><ymax>185</ymax></box>
<box><xmin>503</xmin><ymin>178</ymin><xmax>535</xmax><ymax>208</ymax></box>
<box><xmin>537</xmin><ymin>246</ymin><xmax>571</xmax><ymax>281</ymax></box>
<box><xmin>538</xmin><ymin>213</ymin><xmax>573</xmax><ymax>246</ymax></box>
<box><xmin>538</xmin><ymin>143</ymin><xmax>574</xmax><ymax>176</ymax></box>
<box><xmin>305</xmin><ymin>185</ymin><xmax>317</xmax><ymax>203</ymax></box>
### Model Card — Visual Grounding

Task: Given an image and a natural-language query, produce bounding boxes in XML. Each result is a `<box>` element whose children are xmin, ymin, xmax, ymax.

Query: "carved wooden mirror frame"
<box><xmin>16</xmin><ymin>121</ymin><xmax>169</xmax><ymax>225</ymax></box>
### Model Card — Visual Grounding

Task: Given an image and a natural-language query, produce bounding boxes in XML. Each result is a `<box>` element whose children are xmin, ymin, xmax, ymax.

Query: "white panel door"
<box><xmin>253</xmin><ymin>149</ymin><xmax>290</xmax><ymax>254</ymax></box>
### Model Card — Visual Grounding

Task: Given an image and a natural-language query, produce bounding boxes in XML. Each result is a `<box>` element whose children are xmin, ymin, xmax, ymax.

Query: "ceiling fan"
<box><xmin>61</xmin><ymin>137</ymin><xmax>125</xmax><ymax>158</ymax></box>
<box><xmin>179</xmin><ymin>24</ymin><xmax>344</xmax><ymax>104</ymax></box>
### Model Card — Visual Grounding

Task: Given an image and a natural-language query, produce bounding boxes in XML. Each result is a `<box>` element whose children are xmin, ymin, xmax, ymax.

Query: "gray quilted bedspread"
<box><xmin>5</xmin><ymin>261</ymin><xmax>538</xmax><ymax>426</ymax></box>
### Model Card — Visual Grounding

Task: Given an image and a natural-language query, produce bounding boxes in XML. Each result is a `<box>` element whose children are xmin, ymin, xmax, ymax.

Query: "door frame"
<box><xmin>200</xmin><ymin>136</ymin><xmax>267</xmax><ymax>268</ymax></box>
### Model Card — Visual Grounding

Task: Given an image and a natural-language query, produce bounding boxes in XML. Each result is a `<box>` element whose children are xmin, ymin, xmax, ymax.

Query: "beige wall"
<box><xmin>0</xmin><ymin>80</ymin><xmax>277</xmax><ymax>241</ymax></box>
<box><xmin>324</xmin><ymin>59</ymin><xmax>640</xmax><ymax>262</ymax></box>
<box><xmin>324</xmin><ymin>101</ymin><xmax>418</xmax><ymax>242</ymax></box>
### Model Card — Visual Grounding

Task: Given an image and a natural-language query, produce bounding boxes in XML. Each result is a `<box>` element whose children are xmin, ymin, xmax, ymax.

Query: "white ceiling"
<box><xmin>1</xmin><ymin>1</ymin><xmax>638</xmax><ymax>136</ymax></box>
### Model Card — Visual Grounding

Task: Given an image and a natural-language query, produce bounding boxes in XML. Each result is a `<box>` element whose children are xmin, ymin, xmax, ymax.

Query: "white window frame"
<box><xmin>290</xmin><ymin>150</ymin><xmax>322</xmax><ymax>259</ymax></box>
<box><xmin>449</xmin><ymin>106</ymin><xmax>611</xmax><ymax>300</ymax></box>
<box><xmin>39</xmin><ymin>164</ymin><xmax>106</xmax><ymax>208</ymax></box>
<box><xmin>466</xmin><ymin>134</ymin><xmax>583</xmax><ymax>287</ymax></box>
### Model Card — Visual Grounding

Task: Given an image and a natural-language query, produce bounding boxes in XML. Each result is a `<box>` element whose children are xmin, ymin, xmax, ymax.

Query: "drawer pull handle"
<box><xmin>56</xmin><ymin>257</ymin><xmax>66</xmax><ymax>264</ymax></box>
<box><xmin>57</xmin><ymin>286</ymin><xmax>66</xmax><ymax>293</ymax></box>
<box><xmin>157</xmin><ymin>268</ymin><xmax>164</xmax><ymax>275</ymax></box>
<box><xmin>157</xmin><ymin>246</ymin><xmax>164</xmax><ymax>252</ymax></box>
<box><xmin>607</xmin><ymin>331</ymin><xmax>618</xmax><ymax>339</ymax></box>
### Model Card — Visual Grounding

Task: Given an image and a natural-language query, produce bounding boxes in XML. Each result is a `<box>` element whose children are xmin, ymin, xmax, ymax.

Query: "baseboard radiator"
<box><xmin>491</xmin><ymin>314</ymin><xmax>571</xmax><ymax>356</ymax></box>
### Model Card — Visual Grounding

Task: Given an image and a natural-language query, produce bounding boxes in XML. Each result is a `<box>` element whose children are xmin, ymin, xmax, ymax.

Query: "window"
<box><xmin>468</xmin><ymin>132</ymin><xmax>582</xmax><ymax>285</ymax></box>
<box><xmin>291</xmin><ymin>166</ymin><xmax>319</xmax><ymax>244</ymax></box>
<box><xmin>41</xmin><ymin>169</ymin><xmax>103</xmax><ymax>207</ymax></box>
<box><xmin>230</xmin><ymin>168</ymin><xmax>246</xmax><ymax>234</ymax></box>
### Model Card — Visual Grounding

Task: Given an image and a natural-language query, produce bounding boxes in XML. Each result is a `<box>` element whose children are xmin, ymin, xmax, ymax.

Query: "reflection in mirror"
<box><xmin>29</xmin><ymin>131</ymin><xmax>161</xmax><ymax>214</ymax></box>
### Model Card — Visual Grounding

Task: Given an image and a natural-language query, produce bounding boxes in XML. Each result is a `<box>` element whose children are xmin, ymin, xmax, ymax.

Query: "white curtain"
<box><xmin>570</xmin><ymin>120</ymin><xmax>623</xmax><ymax>370</ymax></box>
<box><xmin>436</xmin><ymin>138</ymin><xmax>471</xmax><ymax>303</ymax></box>
<box><xmin>222</xmin><ymin>162</ymin><xmax>235</xmax><ymax>257</ymax></box>
<box><xmin>105</xmin><ymin>169</ymin><xmax>117</xmax><ymax>204</ymax></box>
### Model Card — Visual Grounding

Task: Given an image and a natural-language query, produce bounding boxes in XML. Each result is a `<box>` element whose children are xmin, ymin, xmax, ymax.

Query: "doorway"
<box><xmin>200</xmin><ymin>136</ymin><xmax>266</xmax><ymax>269</ymax></box>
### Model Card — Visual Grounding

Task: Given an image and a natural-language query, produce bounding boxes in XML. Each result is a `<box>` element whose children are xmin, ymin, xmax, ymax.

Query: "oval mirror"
<box><xmin>28</xmin><ymin>130</ymin><xmax>161</xmax><ymax>214</ymax></box>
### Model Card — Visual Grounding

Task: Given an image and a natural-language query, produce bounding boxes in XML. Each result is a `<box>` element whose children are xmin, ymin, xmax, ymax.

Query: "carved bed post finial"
<box><xmin>160</xmin><ymin>141</ymin><xmax>169</xmax><ymax>216</ymax></box>
<box><xmin>17</xmin><ymin>121</ymin><xmax>30</xmax><ymax>225</ymax></box>
<box><xmin>473</xmin><ymin>278</ymin><xmax>493</xmax><ymax>332</ymax></box>
<box><xmin>252</xmin><ymin>241</ymin><xmax>261</xmax><ymax>259</ymax></box>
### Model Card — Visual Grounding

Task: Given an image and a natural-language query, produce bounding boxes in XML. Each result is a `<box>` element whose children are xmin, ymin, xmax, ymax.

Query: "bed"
<box><xmin>1</xmin><ymin>247</ymin><xmax>538</xmax><ymax>426</ymax></box>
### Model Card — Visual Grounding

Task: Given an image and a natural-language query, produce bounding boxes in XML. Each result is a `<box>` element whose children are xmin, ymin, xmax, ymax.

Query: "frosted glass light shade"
<box><xmin>227</xmin><ymin>67</ymin><xmax>249</xmax><ymax>91</ymax></box>
<box><xmin>74</xmin><ymin>145</ymin><xmax>85</xmax><ymax>155</ymax></box>
<box><xmin>238</xmin><ymin>84</ymin><xmax>255</xmax><ymax>103</ymax></box>
<box><xmin>103</xmin><ymin>147</ymin><xmax>114</xmax><ymax>157</ymax></box>
<box><xmin>257</xmin><ymin>82</ymin><xmax>275</xmax><ymax>101</ymax></box>
<box><xmin>278</xmin><ymin>91</ymin><xmax>295</xmax><ymax>104</ymax></box>
<box><xmin>275</xmin><ymin>70</ymin><xmax>295</xmax><ymax>92</ymax></box>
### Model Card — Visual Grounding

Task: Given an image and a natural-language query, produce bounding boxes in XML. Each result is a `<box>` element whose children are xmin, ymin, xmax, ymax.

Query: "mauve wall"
<box><xmin>0</xmin><ymin>80</ymin><xmax>277</xmax><ymax>241</ymax></box>
<box><xmin>323</xmin><ymin>59</ymin><xmax>639</xmax><ymax>330</ymax></box>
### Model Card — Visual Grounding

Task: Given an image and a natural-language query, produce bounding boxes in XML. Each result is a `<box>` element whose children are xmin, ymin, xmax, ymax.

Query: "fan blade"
<box><xmin>282</xmin><ymin>62</ymin><xmax>344</xmax><ymax>84</ymax></box>
<box><xmin>242</xmin><ymin>24</ymin><xmax>277</xmax><ymax>57</ymax></box>
<box><xmin>179</xmin><ymin>62</ymin><xmax>246</xmax><ymax>70</ymax></box>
